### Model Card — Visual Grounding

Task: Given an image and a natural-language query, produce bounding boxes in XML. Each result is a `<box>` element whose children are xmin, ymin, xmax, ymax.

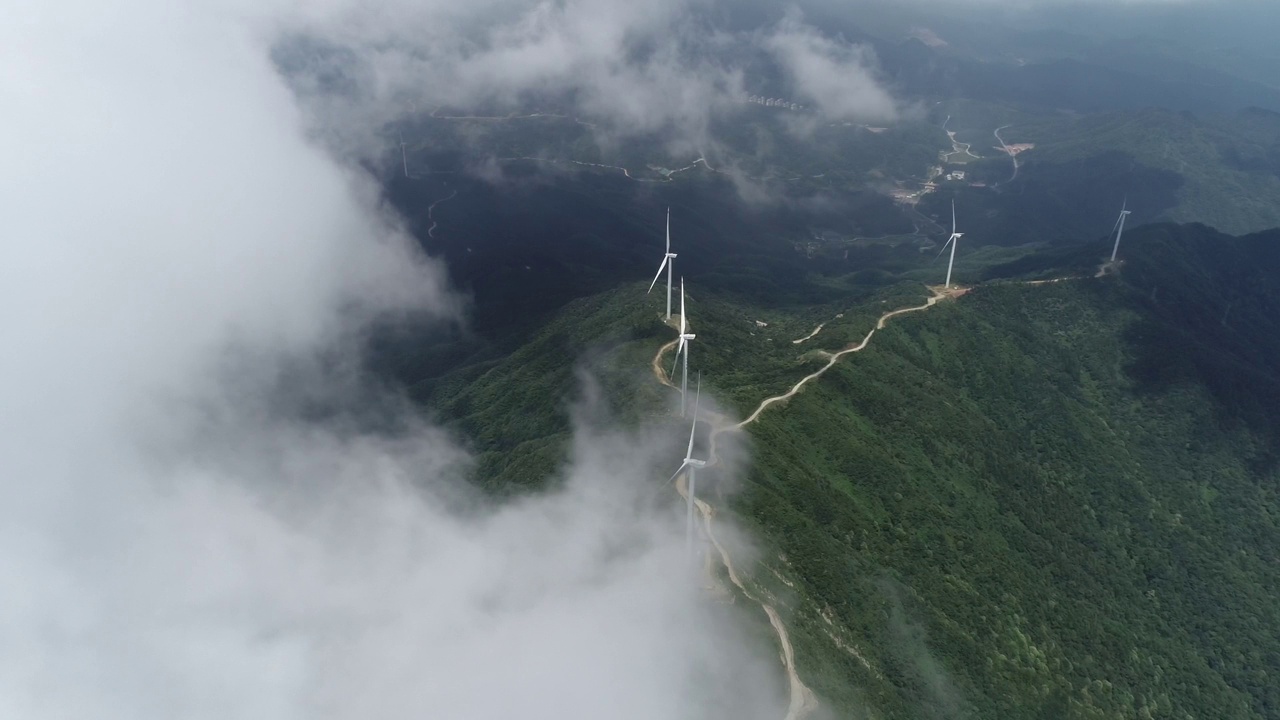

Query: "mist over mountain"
<box><xmin>6</xmin><ymin>1</ymin><xmax>1280</xmax><ymax>720</ymax></box>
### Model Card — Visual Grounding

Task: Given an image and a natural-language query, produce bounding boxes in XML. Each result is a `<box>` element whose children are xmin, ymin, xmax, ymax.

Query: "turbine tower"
<box><xmin>937</xmin><ymin>200</ymin><xmax>963</xmax><ymax>288</ymax></box>
<box><xmin>647</xmin><ymin>208</ymin><xmax>677</xmax><ymax>320</ymax></box>
<box><xmin>670</xmin><ymin>278</ymin><xmax>696</xmax><ymax>417</ymax></box>
<box><xmin>1109</xmin><ymin>199</ymin><xmax>1132</xmax><ymax>263</ymax></box>
<box><xmin>399</xmin><ymin>131</ymin><xmax>408</xmax><ymax>178</ymax></box>
<box><xmin>665</xmin><ymin>376</ymin><xmax>706</xmax><ymax>559</ymax></box>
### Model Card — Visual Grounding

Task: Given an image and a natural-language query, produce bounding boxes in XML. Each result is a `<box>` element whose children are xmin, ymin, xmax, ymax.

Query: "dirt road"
<box><xmin>426</xmin><ymin>189</ymin><xmax>458</xmax><ymax>239</ymax></box>
<box><xmin>726</xmin><ymin>288</ymin><xmax>948</xmax><ymax>431</ymax></box>
<box><xmin>994</xmin><ymin>125</ymin><xmax>1018</xmax><ymax>183</ymax></box>
<box><xmin>652</xmin><ymin>285</ymin><xmax>953</xmax><ymax>720</ymax></box>
<box><xmin>650</xmin><ymin>268</ymin><xmax>1113</xmax><ymax>717</ymax></box>
<box><xmin>791</xmin><ymin>323</ymin><xmax>825</xmax><ymax>344</ymax></box>
<box><xmin>673</xmin><ymin>473</ymin><xmax>818</xmax><ymax>720</ymax></box>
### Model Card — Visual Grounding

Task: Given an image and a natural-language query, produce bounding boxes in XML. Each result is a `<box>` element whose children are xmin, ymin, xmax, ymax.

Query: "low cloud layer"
<box><xmin>0</xmin><ymin>1</ymin><xmax>782</xmax><ymax>717</ymax></box>
<box><xmin>765</xmin><ymin>10</ymin><xmax>898</xmax><ymax>124</ymax></box>
<box><xmin>275</xmin><ymin>0</ymin><xmax>899</xmax><ymax>159</ymax></box>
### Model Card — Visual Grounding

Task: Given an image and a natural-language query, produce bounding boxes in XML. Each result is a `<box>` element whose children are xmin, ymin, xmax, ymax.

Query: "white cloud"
<box><xmin>764</xmin><ymin>9</ymin><xmax>898</xmax><ymax>124</ymax></box>
<box><xmin>0</xmin><ymin>1</ymin><xmax>783</xmax><ymax>718</ymax></box>
<box><xmin>272</xmin><ymin>0</ymin><xmax>901</xmax><ymax>161</ymax></box>
<box><xmin>272</xmin><ymin>0</ymin><xmax>747</xmax><ymax>157</ymax></box>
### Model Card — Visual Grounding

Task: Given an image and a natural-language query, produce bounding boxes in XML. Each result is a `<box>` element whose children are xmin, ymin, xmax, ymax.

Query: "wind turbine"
<box><xmin>936</xmin><ymin>200</ymin><xmax>963</xmax><ymax>288</ymax></box>
<box><xmin>647</xmin><ymin>208</ymin><xmax>677</xmax><ymax>320</ymax></box>
<box><xmin>399</xmin><ymin>132</ymin><xmax>408</xmax><ymax>178</ymax></box>
<box><xmin>670</xmin><ymin>278</ymin><xmax>696</xmax><ymax>417</ymax></box>
<box><xmin>665</xmin><ymin>375</ymin><xmax>706</xmax><ymax>559</ymax></box>
<box><xmin>1109</xmin><ymin>199</ymin><xmax>1132</xmax><ymax>263</ymax></box>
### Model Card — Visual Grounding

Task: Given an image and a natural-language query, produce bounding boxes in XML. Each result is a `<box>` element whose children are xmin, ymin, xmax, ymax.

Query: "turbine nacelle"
<box><xmin>673</xmin><ymin>333</ymin><xmax>695</xmax><ymax>376</ymax></box>
<box><xmin>936</xmin><ymin>232</ymin><xmax>962</xmax><ymax>259</ymax></box>
<box><xmin>671</xmin><ymin>457</ymin><xmax>706</xmax><ymax>477</ymax></box>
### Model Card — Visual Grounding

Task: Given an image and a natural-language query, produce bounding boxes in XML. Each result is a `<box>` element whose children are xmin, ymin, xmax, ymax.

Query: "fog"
<box><xmin>764</xmin><ymin>9</ymin><xmax>897</xmax><ymax>124</ymax></box>
<box><xmin>273</xmin><ymin>0</ymin><xmax>901</xmax><ymax>160</ymax></box>
<box><xmin>0</xmin><ymin>1</ymin><xmax>783</xmax><ymax>718</ymax></box>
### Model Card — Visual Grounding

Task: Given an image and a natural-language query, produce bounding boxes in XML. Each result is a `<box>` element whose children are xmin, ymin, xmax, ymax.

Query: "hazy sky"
<box><xmin>0</xmin><ymin>1</ymin><xmax>783</xmax><ymax>718</ymax></box>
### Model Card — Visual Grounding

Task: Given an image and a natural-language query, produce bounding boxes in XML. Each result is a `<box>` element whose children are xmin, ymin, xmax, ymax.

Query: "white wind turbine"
<box><xmin>1109</xmin><ymin>198</ymin><xmax>1132</xmax><ymax>263</ymax></box>
<box><xmin>399</xmin><ymin>132</ymin><xmax>408</xmax><ymax>178</ymax></box>
<box><xmin>936</xmin><ymin>199</ymin><xmax>963</xmax><ymax>288</ymax></box>
<box><xmin>670</xmin><ymin>278</ymin><xmax>696</xmax><ymax>417</ymax></box>
<box><xmin>647</xmin><ymin>208</ymin><xmax>677</xmax><ymax>320</ymax></box>
<box><xmin>665</xmin><ymin>375</ymin><xmax>706</xmax><ymax>559</ymax></box>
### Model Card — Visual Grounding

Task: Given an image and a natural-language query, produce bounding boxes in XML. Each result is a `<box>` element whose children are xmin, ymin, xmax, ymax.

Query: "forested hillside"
<box><xmin>402</xmin><ymin>224</ymin><xmax>1280</xmax><ymax>718</ymax></box>
<box><xmin>736</xmin><ymin>224</ymin><xmax>1280</xmax><ymax>719</ymax></box>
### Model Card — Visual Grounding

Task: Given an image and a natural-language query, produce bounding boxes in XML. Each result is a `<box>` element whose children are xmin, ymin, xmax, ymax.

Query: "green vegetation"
<box><xmin>405</xmin><ymin>222</ymin><xmax>1280</xmax><ymax>719</ymax></box>
<box><xmin>1013</xmin><ymin>107</ymin><xmax>1280</xmax><ymax>234</ymax></box>
<box><xmin>736</xmin><ymin>228</ymin><xmax>1280</xmax><ymax>719</ymax></box>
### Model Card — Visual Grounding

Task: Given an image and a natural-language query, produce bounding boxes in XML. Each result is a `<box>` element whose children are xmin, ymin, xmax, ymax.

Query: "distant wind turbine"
<box><xmin>1109</xmin><ymin>199</ymin><xmax>1132</xmax><ymax>263</ymax></box>
<box><xmin>647</xmin><ymin>208</ymin><xmax>677</xmax><ymax>319</ymax></box>
<box><xmin>670</xmin><ymin>278</ymin><xmax>697</xmax><ymax>417</ymax></box>
<box><xmin>936</xmin><ymin>200</ymin><xmax>963</xmax><ymax>288</ymax></box>
<box><xmin>399</xmin><ymin>132</ymin><xmax>408</xmax><ymax>178</ymax></box>
<box><xmin>665</xmin><ymin>375</ymin><xmax>706</xmax><ymax>559</ymax></box>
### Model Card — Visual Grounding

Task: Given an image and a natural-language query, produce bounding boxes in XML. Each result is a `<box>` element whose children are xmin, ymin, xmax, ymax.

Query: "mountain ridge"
<box><xmin>399</xmin><ymin>222</ymin><xmax>1280</xmax><ymax>718</ymax></box>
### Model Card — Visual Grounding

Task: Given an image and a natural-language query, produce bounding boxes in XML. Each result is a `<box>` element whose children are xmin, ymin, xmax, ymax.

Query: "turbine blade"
<box><xmin>951</xmin><ymin>199</ymin><xmax>957</xmax><ymax>236</ymax></box>
<box><xmin>666</xmin><ymin>207</ymin><xmax>671</xmax><ymax>254</ymax></box>
<box><xmin>934</xmin><ymin>234</ymin><xmax>955</xmax><ymax>260</ymax></box>
<box><xmin>671</xmin><ymin>339</ymin><xmax>684</xmax><ymax>378</ymax></box>
<box><xmin>664</xmin><ymin>462</ymin><xmax>690</xmax><ymax>488</ymax></box>
<box><xmin>647</xmin><ymin>256</ymin><xmax>668</xmax><ymax>294</ymax></box>
<box><xmin>687</xmin><ymin>375</ymin><xmax>702</xmax><ymax>458</ymax></box>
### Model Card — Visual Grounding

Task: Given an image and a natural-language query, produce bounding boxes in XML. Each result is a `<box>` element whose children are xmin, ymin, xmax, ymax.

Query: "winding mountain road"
<box><xmin>426</xmin><ymin>189</ymin><xmax>457</xmax><ymax>239</ymax></box>
<box><xmin>943</xmin><ymin>131</ymin><xmax>981</xmax><ymax>163</ymax></box>
<box><xmin>649</xmin><ymin>259</ymin><xmax>1109</xmax><ymax>717</ymax></box>
<box><xmin>994</xmin><ymin>125</ymin><xmax>1019</xmax><ymax>183</ymax></box>
<box><xmin>726</xmin><ymin>288</ymin><xmax>949</xmax><ymax>431</ymax></box>
<box><xmin>653</xmin><ymin>284</ymin><xmax>954</xmax><ymax>720</ymax></box>
<box><xmin>791</xmin><ymin>323</ymin><xmax>825</xmax><ymax>345</ymax></box>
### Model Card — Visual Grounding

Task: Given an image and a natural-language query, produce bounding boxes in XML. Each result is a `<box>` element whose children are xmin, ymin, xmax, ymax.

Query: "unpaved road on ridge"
<box><xmin>724</xmin><ymin>289</ymin><xmax>949</xmax><ymax>431</ymax></box>
<box><xmin>678</xmin><ymin>474</ymin><xmax>817</xmax><ymax>720</ymax></box>
<box><xmin>652</xmin><ymin>338</ymin><xmax>679</xmax><ymax>389</ymax></box>
<box><xmin>943</xmin><ymin>131</ymin><xmax>981</xmax><ymax>163</ymax></box>
<box><xmin>994</xmin><ymin>125</ymin><xmax>1018</xmax><ymax>183</ymax></box>
<box><xmin>791</xmin><ymin>323</ymin><xmax>825</xmax><ymax>344</ymax></box>
<box><xmin>653</xmin><ymin>271</ymin><xmax>1104</xmax><ymax>718</ymax></box>
<box><xmin>653</xmin><ymin>286</ymin><xmax>951</xmax><ymax>720</ymax></box>
<box><xmin>426</xmin><ymin>189</ymin><xmax>458</xmax><ymax>239</ymax></box>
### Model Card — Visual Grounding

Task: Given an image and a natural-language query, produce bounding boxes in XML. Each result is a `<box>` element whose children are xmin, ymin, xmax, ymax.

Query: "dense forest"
<box><xmin>394</xmin><ymin>223</ymin><xmax>1280</xmax><ymax>718</ymax></box>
